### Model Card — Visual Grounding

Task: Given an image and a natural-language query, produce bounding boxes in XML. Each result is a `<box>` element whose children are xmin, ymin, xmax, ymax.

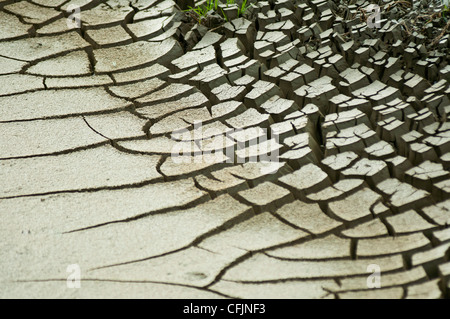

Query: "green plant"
<box><xmin>185</xmin><ymin>0</ymin><xmax>219</xmax><ymax>23</ymax></box>
<box><xmin>443</xmin><ymin>4</ymin><xmax>450</xmax><ymax>20</ymax></box>
<box><xmin>221</xmin><ymin>0</ymin><xmax>250</xmax><ymax>20</ymax></box>
<box><xmin>220</xmin><ymin>7</ymin><xmax>228</xmax><ymax>22</ymax></box>
<box><xmin>239</xmin><ymin>0</ymin><xmax>249</xmax><ymax>16</ymax></box>
<box><xmin>185</xmin><ymin>0</ymin><xmax>251</xmax><ymax>24</ymax></box>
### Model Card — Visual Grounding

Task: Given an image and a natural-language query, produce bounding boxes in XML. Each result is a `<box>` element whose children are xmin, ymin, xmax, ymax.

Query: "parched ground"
<box><xmin>0</xmin><ymin>0</ymin><xmax>449</xmax><ymax>299</ymax></box>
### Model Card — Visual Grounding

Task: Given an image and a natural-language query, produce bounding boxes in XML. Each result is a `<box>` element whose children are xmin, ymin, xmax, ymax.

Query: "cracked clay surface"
<box><xmin>0</xmin><ymin>0</ymin><xmax>450</xmax><ymax>299</ymax></box>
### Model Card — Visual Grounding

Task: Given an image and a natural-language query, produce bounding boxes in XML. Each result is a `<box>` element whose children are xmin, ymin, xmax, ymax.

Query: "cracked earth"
<box><xmin>1</xmin><ymin>0</ymin><xmax>450</xmax><ymax>299</ymax></box>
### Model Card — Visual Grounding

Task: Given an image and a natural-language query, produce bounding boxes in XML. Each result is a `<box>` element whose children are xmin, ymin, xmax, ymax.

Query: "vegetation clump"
<box><xmin>184</xmin><ymin>0</ymin><xmax>251</xmax><ymax>26</ymax></box>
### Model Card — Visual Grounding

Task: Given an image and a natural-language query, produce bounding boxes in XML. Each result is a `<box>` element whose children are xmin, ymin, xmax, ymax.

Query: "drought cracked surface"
<box><xmin>1</xmin><ymin>0</ymin><xmax>450</xmax><ymax>299</ymax></box>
